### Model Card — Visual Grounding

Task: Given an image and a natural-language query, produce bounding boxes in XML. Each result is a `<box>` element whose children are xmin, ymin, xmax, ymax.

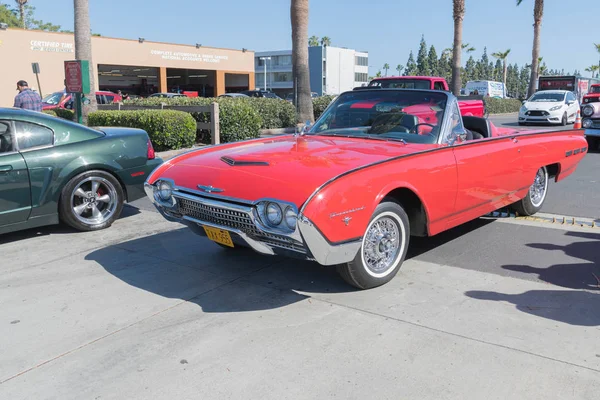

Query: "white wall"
<box><xmin>324</xmin><ymin>47</ymin><xmax>357</xmax><ymax>95</ymax></box>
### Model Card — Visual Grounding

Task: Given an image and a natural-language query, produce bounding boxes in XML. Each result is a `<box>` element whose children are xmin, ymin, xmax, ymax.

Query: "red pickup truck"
<box><xmin>368</xmin><ymin>76</ymin><xmax>485</xmax><ymax>117</ymax></box>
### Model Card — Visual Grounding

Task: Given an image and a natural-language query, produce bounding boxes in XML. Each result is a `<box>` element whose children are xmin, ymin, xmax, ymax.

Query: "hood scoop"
<box><xmin>220</xmin><ymin>156</ymin><xmax>269</xmax><ymax>166</ymax></box>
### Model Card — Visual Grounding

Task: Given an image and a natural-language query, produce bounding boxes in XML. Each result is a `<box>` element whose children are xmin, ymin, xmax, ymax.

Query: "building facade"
<box><xmin>255</xmin><ymin>46</ymin><xmax>368</xmax><ymax>98</ymax></box>
<box><xmin>0</xmin><ymin>27</ymin><xmax>255</xmax><ymax>107</ymax></box>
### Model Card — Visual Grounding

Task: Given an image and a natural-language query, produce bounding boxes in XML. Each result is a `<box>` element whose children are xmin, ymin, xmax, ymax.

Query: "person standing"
<box><xmin>14</xmin><ymin>80</ymin><xmax>43</xmax><ymax>112</ymax></box>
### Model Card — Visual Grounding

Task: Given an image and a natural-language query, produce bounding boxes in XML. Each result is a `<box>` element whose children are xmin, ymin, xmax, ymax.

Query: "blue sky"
<box><xmin>28</xmin><ymin>0</ymin><xmax>600</xmax><ymax>78</ymax></box>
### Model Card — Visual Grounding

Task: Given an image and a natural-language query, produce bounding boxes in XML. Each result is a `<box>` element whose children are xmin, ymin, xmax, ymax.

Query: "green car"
<box><xmin>0</xmin><ymin>108</ymin><xmax>163</xmax><ymax>235</ymax></box>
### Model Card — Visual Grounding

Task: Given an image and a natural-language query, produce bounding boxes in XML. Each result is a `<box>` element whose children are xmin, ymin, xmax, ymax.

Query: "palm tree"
<box><xmin>595</xmin><ymin>43</ymin><xmax>600</xmax><ymax>75</ymax></box>
<box><xmin>383</xmin><ymin>63</ymin><xmax>390</xmax><ymax>76</ymax></box>
<box><xmin>585</xmin><ymin>65</ymin><xmax>599</xmax><ymax>79</ymax></box>
<box><xmin>375</xmin><ymin>71</ymin><xmax>382</xmax><ymax>78</ymax></box>
<box><xmin>291</xmin><ymin>0</ymin><xmax>314</xmax><ymax>123</ymax></box>
<box><xmin>451</xmin><ymin>0</ymin><xmax>465</xmax><ymax>96</ymax></box>
<box><xmin>320</xmin><ymin>36</ymin><xmax>331</xmax><ymax>46</ymax></box>
<box><xmin>491</xmin><ymin>49</ymin><xmax>511</xmax><ymax>91</ymax></box>
<box><xmin>74</xmin><ymin>0</ymin><xmax>97</xmax><ymax>124</ymax></box>
<box><xmin>396</xmin><ymin>64</ymin><xmax>404</xmax><ymax>76</ymax></box>
<box><xmin>462</xmin><ymin>43</ymin><xmax>475</xmax><ymax>53</ymax></box>
<box><xmin>15</xmin><ymin>0</ymin><xmax>27</xmax><ymax>28</ymax></box>
<box><xmin>308</xmin><ymin>35</ymin><xmax>319</xmax><ymax>47</ymax></box>
<box><xmin>517</xmin><ymin>0</ymin><xmax>544</xmax><ymax>98</ymax></box>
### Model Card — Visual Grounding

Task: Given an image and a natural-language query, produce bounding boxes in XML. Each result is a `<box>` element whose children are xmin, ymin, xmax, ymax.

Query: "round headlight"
<box><xmin>284</xmin><ymin>206</ymin><xmax>297</xmax><ymax>230</ymax></box>
<box><xmin>157</xmin><ymin>180</ymin><xmax>172</xmax><ymax>201</ymax></box>
<box><xmin>582</xmin><ymin>118</ymin><xmax>593</xmax><ymax>129</ymax></box>
<box><xmin>266</xmin><ymin>203</ymin><xmax>283</xmax><ymax>225</ymax></box>
<box><xmin>582</xmin><ymin>105</ymin><xmax>594</xmax><ymax>117</ymax></box>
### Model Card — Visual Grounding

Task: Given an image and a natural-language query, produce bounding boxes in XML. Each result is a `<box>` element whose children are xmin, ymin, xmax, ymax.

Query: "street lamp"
<box><xmin>259</xmin><ymin>56</ymin><xmax>271</xmax><ymax>91</ymax></box>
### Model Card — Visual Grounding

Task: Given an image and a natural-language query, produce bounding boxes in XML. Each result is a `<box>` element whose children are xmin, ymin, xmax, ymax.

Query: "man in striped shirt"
<box><xmin>14</xmin><ymin>80</ymin><xmax>43</xmax><ymax>112</ymax></box>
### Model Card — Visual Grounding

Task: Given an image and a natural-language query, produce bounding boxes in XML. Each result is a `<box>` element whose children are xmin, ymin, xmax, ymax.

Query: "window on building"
<box><xmin>273</xmin><ymin>72</ymin><xmax>292</xmax><ymax>82</ymax></box>
<box><xmin>274</xmin><ymin>55</ymin><xmax>292</xmax><ymax>66</ymax></box>
<box><xmin>355</xmin><ymin>72</ymin><xmax>368</xmax><ymax>82</ymax></box>
<box><xmin>257</xmin><ymin>58</ymin><xmax>265</xmax><ymax>67</ymax></box>
<box><xmin>355</xmin><ymin>56</ymin><xmax>368</xmax><ymax>66</ymax></box>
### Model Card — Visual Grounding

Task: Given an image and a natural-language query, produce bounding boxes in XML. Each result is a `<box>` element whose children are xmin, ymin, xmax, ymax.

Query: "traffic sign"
<box><xmin>64</xmin><ymin>60</ymin><xmax>90</xmax><ymax>93</ymax></box>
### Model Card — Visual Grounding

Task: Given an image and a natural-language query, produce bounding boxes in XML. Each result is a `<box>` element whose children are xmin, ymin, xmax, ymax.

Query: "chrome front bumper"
<box><xmin>144</xmin><ymin>183</ymin><xmax>361</xmax><ymax>266</ymax></box>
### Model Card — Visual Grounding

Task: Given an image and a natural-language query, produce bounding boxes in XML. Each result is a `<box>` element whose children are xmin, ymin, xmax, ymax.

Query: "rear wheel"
<box><xmin>59</xmin><ymin>170</ymin><xmax>124</xmax><ymax>231</ymax></box>
<box><xmin>510</xmin><ymin>166</ymin><xmax>548</xmax><ymax>216</ymax></box>
<box><xmin>336</xmin><ymin>200</ymin><xmax>410</xmax><ymax>290</ymax></box>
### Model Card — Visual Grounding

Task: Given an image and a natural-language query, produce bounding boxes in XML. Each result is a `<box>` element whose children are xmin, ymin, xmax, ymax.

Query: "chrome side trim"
<box><xmin>297</xmin><ymin>216</ymin><xmax>362</xmax><ymax>266</ymax></box>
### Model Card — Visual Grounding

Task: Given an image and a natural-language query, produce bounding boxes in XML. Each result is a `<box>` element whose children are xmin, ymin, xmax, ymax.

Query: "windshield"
<box><xmin>307</xmin><ymin>90</ymin><xmax>448</xmax><ymax>144</ymax></box>
<box><xmin>42</xmin><ymin>92</ymin><xmax>64</xmax><ymax>105</ymax></box>
<box><xmin>529</xmin><ymin>92</ymin><xmax>565</xmax><ymax>102</ymax></box>
<box><xmin>590</xmin><ymin>86</ymin><xmax>600</xmax><ymax>94</ymax></box>
<box><xmin>369</xmin><ymin>79</ymin><xmax>431</xmax><ymax>89</ymax></box>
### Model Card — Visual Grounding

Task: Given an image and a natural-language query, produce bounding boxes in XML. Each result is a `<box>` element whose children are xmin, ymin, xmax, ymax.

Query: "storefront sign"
<box><xmin>30</xmin><ymin>40</ymin><xmax>74</xmax><ymax>53</ymax></box>
<box><xmin>150</xmin><ymin>49</ymin><xmax>229</xmax><ymax>64</ymax></box>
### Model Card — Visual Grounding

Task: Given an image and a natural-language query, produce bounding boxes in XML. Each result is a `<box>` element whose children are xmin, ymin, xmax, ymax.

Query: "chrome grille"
<box><xmin>176</xmin><ymin>197</ymin><xmax>260</xmax><ymax>236</ymax></box>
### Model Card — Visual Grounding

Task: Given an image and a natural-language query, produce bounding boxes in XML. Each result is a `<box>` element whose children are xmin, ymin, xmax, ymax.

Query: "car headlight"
<box><xmin>582</xmin><ymin>105</ymin><xmax>594</xmax><ymax>117</ymax></box>
<box><xmin>549</xmin><ymin>105</ymin><xmax>562</xmax><ymax>111</ymax></box>
<box><xmin>284</xmin><ymin>206</ymin><xmax>297</xmax><ymax>230</ymax></box>
<box><xmin>520</xmin><ymin>105</ymin><xmax>527</xmax><ymax>113</ymax></box>
<box><xmin>266</xmin><ymin>202</ymin><xmax>283</xmax><ymax>226</ymax></box>
<box><xmin>582</xmin><ymin>118</ymin><xmax>593</xmax><ymax>128</ymax></box>
<box><xmin>157</xmin><ymin>180</ymin><xmax>173</xmax><ymax>201</ymax></box>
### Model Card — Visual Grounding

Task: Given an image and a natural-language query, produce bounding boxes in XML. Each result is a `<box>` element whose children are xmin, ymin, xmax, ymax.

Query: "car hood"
<box><xmin>159</xmin><ymin>135</ymin><xmax>435</xmax><ymax>206</ymax></box>
<box><xmin>524</xmin><ymin>101</ymin><xmax>564</xmax><ymax>110</ymax></box>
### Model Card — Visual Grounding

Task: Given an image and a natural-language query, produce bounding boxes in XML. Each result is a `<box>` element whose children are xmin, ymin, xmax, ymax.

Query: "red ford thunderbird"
<box><xmin>145</xmin><ymin>88</ymin><xmax>587</xmax><ymax>289</ymax></box>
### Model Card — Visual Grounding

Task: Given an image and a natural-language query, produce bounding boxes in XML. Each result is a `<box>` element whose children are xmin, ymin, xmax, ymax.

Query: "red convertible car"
<box><xmin>145</xmin><ymin>88</ymin><xmax>587</xmax><ymax>289</ymax></box>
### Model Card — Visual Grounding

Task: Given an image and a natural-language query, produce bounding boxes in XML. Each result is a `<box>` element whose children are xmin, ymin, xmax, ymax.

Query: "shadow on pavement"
<box><xmin>501</xmin><ymin>231</ymin><xmax>600</xmax><ymax>291</ymax></box>
<box><xmin>85</xmin><ymin>227</ymin><xmax>356</xmax><ymax>314</ymax></box>
<box><xmin>0</xmin><ymin>204</ymin><xmax>141</xmax><ymax>245</ymax></box>
<box><xmin>465</xmin><ymin>289</ymin><xmax>600</xmax><ymax>327</ymax></box>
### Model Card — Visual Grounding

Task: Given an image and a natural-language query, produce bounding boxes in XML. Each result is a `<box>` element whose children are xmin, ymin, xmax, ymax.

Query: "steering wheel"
<box><xmin>411</xmin><ymin>123</ymin><xmax>435</xmax><ymax>135</ymax></box>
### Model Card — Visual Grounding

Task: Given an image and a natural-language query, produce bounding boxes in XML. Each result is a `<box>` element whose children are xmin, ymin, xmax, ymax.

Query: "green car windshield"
<box><xmin>307</xmin><ymin>90</ymin><xmax>448</xmax><ymax>144</ymax></box>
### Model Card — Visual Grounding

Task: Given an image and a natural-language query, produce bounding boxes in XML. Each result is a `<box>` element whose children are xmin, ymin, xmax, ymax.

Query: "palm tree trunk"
<box><xmin>74</xmin><ymin>0</ymin><xmax>97</xmax><ymax>125</ymax></box>
<box><xmin>19</xmin><ymin>2</ymin><xmax>25</xmax><ymax>28</ymax></box>
<box><xmin>451</xmin><ymin>0</ymin><xmax>465</xmax><ymax>96</ymax></box>
<box><xmin>527</xmin><ymin>0</ymin><xmax>544</xmax><ymax>98</ymax></box>
<box><xmin>291</xmin><ymin>0</ymin><xmax>314</xmax><ymax>124</ymax></box>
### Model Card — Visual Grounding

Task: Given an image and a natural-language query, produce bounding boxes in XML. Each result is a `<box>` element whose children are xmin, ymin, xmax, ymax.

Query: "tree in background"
<box><xmin>517</xmin><ymin>0</ymin><xmax>544</xmax><ymax>98</ymax></box>
<box><xmin>15</xmin><ymin>0</ymin><xmax>26</xmax><ymax>28</ymax></box>
<box><xmin>74</xmin><ymin>0</ymin><xmax>97</xmax><ymax>124</ymax></box>
<box><xmin>404</xmin><ymin>51</ymin><xmax>417</xmax><ymax>76</ymax></box>
<box><xmin>308</xmin><ymin>35</ymin><xmax>319</xmax><ymax>46</ymax></box>
<box><xmin>396</xmin><ymin>64</ymin><xmax>404</xmax><ymax>76</ymax></box>
<box><xmin>416</xmin><ymin>35</ymin><xmax>430</xmax><ymax>76</ymax></box>
<box><xmin>383</xmin><ymin>63</ymin><xmax>390</xmax><ymax>76</ymax></box>
<box><xmin>584</xmin><ymin>65</ymin><xmax>599</xmax><ymax>78</ymax></box>
<box><xmin>0</xmin><ymin>3</ymin><xmax>20</xmax><ymax>26</ymax></box>
<box><xmin>427</xmin><ymin>45</ymin><xmax>439</xmax><ymax>76</ymax></box>
<box><xmin>491</xmin><ymin>49</ymin><xmax>511</xmax><ymax>89</ymax></box>
<box><xmin>291</xmin><ymin>0</ymin><xmax>314</xmax><ymax>123</ymax></box>
<box><xmin>320</xmin><ymin>36</ymin><xmax>331</xmax><ymax>46</ymax></box>
<box><xmin>594</xmin><ymin>43</ymin><xmax>600</xmax><ymax>75</ymax></box>
<box><xmin>451</xmin><ymin>0</ymin><xmax>465</xmax><ymax>95</ymax></box>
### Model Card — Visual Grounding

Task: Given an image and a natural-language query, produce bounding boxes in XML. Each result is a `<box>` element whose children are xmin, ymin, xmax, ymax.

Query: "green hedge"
<box><xmin>87</xmin><ymin>110</ymin><xmax>196</xmax><ymax>151</ymax></box>
<box><xmin>312</xmin><ymin>95</ymin><xmax>336</xmax><ymax>120</ymax></box>
<box><xmin>43</xmin><ymin>108</ymin><xmax>75</xmax><ymax>121</ymax></box>
<box><xmin>483</xmin><ymin>98</ymin><xmax>523</xmax><ymax>114</ymax></box>
<box><xmin>245</xmin><ymin>97</ymin><xmax>296</xmax><ymax>129</ymax></box>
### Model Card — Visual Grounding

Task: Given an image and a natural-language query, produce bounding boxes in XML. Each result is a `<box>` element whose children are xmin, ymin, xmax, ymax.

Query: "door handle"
<box><xmin>0</xmin><ymin>165</ymin><xmax>13</xmax><ymax>172</ymax></box>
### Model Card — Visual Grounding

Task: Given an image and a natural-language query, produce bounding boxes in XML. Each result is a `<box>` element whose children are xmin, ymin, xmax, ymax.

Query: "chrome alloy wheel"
<box><xmin>360</xmin><ymin>211</ymin><xmax>406</xmax><ymax>278</ymax></box>
<box><xmin>70</xmin><ymin>177</ymin><xmax>118</xmax><ymax>226</ymax></box>
<box><xmin>529</xmin><ymin>166</ymin><xmax>548</xmax><ymax>208</ymax></box>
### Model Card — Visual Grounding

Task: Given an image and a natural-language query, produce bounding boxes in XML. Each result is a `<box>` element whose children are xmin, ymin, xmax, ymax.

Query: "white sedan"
<box><xmin>518</xmin><ymin>90</ymin><xmax>579</xmax><ymax>126</ymax></box>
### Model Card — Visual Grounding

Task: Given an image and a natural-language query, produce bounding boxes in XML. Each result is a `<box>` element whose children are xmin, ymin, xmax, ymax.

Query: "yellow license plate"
<box><xmin>203</xmin><ymin>226</ymin><xmax>234</xmax><ymax>247</ymax></box>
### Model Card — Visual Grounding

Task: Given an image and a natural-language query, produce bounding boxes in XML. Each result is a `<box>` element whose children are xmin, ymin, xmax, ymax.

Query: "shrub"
<box><xmin>87</xmin><ymin>110</ymin><xmax>196</xmax><ymax>151</ymax></box>
<box><xmin>483</xmin><ymin>98</ymin><xmax>523</xmax><ymax>114</ymax></box>
<box><xmin>43</xmin><ymin>108</ymin><xmax>74</xmax><ymax>121</ymax></box>
<box><xmin>313</xmin><ymin>95</ymin><xmax>336</xmax><ymax>120</ymax></box>
<box><xmin>246</xmin><ymin>97</ymin><xmax>296</xmax><ymax>129</ymax></box>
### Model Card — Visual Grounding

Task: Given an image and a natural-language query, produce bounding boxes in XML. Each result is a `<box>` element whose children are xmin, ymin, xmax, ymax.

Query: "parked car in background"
<box><xmin>0</xmin><ymin>108</ymin><xmax>162</xmax><ymax>235</ymax></box>
<box><xmin>240</xmin><ymin>90</ymin><xmax>282</xmax><ymax>99</ymax></box>
<box><xmin>285</xmin><ymin>92</ymin><xmax>318</xmax><ymax>103</ymax></box>
<box><xmin>581</xmin><ymin>84</ymin><xmax>600</xmax><ymax>148</ymax></box>
<box><xmin>219</xmin><ymin>93</ymin><xmax>250</xmax><ymax>98</ymax></box>
<box><xmin>42</xmin><ymin>90</ymin><xmax>123</xmax><ymax>110</ymax></box>
<box><xmin>368</xmin><ymin>76</ymin><xmax>485</xmax><ymax>117</ymax></box>
<box><xmin>518</xmin><ymin>90</ymin><xmax>579</xmax><ymax>126</ymax></box>
<box><xmin>465</xmin><ymin>80</ymin><xmax>506</xmax><ymax>98</ymax></box>
<box><xmin>148</xmin><ymin>93</ymin><xmax>187</xmax><ymax>99</ymax></box>
<box><xmin>144</xmin><ymin>88</ymin><xmax>586</xmax><ymax>290</ymax></box>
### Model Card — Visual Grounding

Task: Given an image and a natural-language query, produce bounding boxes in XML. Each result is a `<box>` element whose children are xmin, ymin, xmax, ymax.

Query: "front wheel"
<box><xmin>510</xmin><ymin>166</ymin><xmax>549</xmax><ymax>216</ymax></box>
<box><xmin>59</xmin><ymin>170</ymin><xmax>124</xmax><ymax>231</ymax></box>
<box><xmin>336</xmin><ymin>200</ymin><xmax>410</xmax><ymax>290</ymax></box>
<box><xmin>561</xmin><ymin>112</ymin><xmax>567</xmax><ymax>126</ymax></box>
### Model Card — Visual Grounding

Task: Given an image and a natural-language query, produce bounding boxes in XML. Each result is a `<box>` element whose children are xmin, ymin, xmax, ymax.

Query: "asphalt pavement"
<box><xmin>2</xmin><ymin>113</ymin><xmax>599</xmax><ymax>399</ymax></box>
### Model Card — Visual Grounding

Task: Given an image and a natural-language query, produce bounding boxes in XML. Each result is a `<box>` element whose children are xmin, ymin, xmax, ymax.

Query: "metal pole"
<box><xmin>75</xmin><ymin>93</ymin><xmax>83</xmax><ymax>124</ymax></box>
<box><xmin>35</xmin><ymin>72</ymin><xmax>43</xmax><ymax>98</ymax></box>
<box><xmin>264</xmin><ymin>61</ymin><xmax>267</xmax><ymax>91</ymax></box>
